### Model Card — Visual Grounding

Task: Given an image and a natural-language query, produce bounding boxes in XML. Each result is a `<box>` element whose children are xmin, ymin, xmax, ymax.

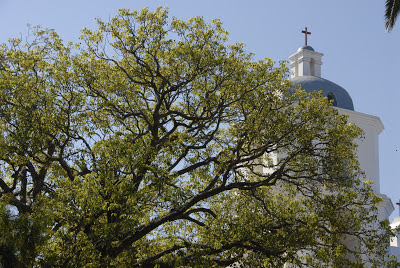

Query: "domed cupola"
<box><xmin>289</xmin><ymin>28</ymin><xmax>354</xmax><ymax>111</ymax></box>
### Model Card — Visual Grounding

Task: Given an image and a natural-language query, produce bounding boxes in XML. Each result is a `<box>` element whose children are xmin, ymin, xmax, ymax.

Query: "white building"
<box><xmin>288</xmin><ymin>44</ymin><xmax>397</xmax><ymax>263</ymax></box>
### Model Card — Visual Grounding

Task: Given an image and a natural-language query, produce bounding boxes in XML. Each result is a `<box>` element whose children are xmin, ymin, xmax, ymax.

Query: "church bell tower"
<box><xmin>288</xmin><ymin>26</ymin><xmax>394</xmax><ymax>236</ymax></box>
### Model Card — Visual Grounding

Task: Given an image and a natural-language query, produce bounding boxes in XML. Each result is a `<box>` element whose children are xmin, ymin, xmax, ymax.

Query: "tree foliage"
<box><xmin>385</xmin><ymin>0</ymin><xmax>400</xmax><ymax>31</ymax></box>
<box><xmin>0</xmin><ymin>7</ymin><xmax>396</xmax><ymax>267</ymax></box>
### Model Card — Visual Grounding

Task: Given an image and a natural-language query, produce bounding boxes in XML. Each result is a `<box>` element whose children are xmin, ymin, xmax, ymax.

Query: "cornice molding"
<box><xmin>337</xmin><ymin>108</ymin><xmax>384</xmax><ymax>134</ymax></box>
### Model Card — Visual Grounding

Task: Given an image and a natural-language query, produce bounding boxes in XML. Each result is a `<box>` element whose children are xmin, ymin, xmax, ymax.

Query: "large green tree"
<box><xmin>0</xmin><ymin>8</ymin><xmax>396</xmax><ymax>267</ymax></box>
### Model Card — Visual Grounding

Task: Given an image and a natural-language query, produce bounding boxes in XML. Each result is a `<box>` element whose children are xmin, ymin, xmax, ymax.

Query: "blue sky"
<box><xmin>1</xmin><ymin>0</ymin><xmax>399</xmax><ymax>220</ymax></box>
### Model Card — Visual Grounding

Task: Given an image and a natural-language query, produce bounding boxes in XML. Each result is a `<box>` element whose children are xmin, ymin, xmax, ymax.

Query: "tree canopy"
<box><xmin>0</xmin><ymin>7</ymin><xmax>396</xmax><ymax>267</ymax></box>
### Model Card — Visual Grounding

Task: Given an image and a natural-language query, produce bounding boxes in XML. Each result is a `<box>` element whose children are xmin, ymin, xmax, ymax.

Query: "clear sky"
<box><xmin>1</xmin><ymin>0</ymin><xmax>399</xmax><ymax>220</ymax></box>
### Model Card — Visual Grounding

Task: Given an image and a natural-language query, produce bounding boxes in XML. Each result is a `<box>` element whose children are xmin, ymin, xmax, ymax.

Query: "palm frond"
<box><xmin>385</xmin><ymin>0</ymin><xmax>400</xmax><ymax>31</ymax></box>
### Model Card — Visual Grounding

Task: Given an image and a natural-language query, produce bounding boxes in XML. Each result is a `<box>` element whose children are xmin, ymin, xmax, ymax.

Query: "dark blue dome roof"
<box><xmin>298</xmin><ymin>46</ymin><xmax>315</xmax><ymax>51</ymax></box>
<box><xmin>291</xmin><ymin>76</ymin><xmax>354</xmax><ymax>111</ymax></box>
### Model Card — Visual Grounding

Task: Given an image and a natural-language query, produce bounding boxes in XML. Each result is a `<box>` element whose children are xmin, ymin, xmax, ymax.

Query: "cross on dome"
<box><xmin>301</xmin><ymin>27</ymin><xmax>311</xmax><ymax>46</ymax></box>
<box><xmin>396</xmin><ymin>200</ymin><xmax>400</xmax><ymax>216</ymax></box>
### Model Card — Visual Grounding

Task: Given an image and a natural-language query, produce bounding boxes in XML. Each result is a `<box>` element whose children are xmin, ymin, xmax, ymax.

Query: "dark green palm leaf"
<box><xmin>385</xmin><ymin>0</ymin><xmax>400</xmax><ymax>31</ymax></box>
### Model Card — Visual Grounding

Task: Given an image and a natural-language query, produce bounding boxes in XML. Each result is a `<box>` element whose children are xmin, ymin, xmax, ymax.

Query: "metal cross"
<box><xmin>396</xmin><ymin>200</ymin><xmax>400</xmax><ymax>217</ymax></box>
<box><xmin>301</xmin><ymin>27</ymin><xmax>311</xmax><ymax>46</ymax></box>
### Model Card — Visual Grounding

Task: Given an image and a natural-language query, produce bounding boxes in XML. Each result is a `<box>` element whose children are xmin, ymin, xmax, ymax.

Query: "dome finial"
<box><xmin>301</xmin><ymin>27</ymin><xmax>311</xmax><ymax>46</ymax></box>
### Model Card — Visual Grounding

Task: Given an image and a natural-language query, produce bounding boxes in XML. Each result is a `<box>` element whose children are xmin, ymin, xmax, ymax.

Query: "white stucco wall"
<box><xmin>338</xmin><ymin>108</ymin><xmax>383</xmax><ymax>194</ymax></box>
